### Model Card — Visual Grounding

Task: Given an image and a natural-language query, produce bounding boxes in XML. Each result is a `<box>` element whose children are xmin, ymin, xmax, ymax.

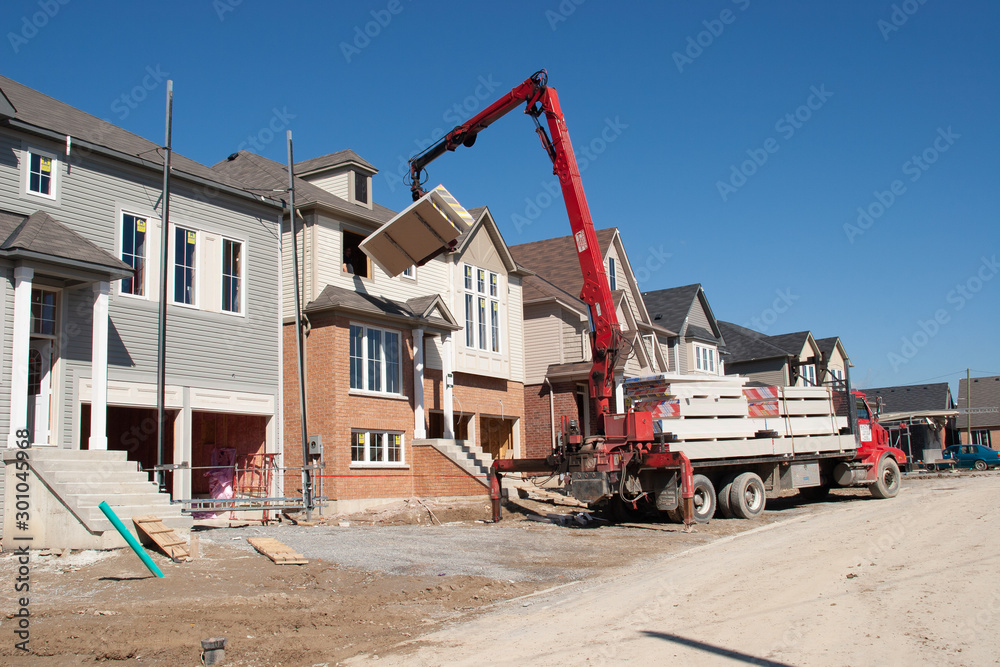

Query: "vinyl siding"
<box><xmin>727</xmin><ymin>358</ymin><xmax>788</xmax><ymax>387</ymax></box>
<box><xmin>507</xmin><ymin>277</ymin><xmax>525</xmax><ymax>383</ymax></box>
<box><xmin>304</xmin><ymin>171</ymin><xmax>349</xmax><ymax>201</ymax></box>
<box><xmin>523</xmin><ymin>303</ymin><xmax>562</xmax><ymax>385</ymax></box>
<box><xmin>688</xmin><ymin>298</ymin><xmax>712</xmax><ymax>331</ymax></box>
<box><xmin>0</xmin><ymin>127</ymin><xmax>282</xmax><ymax>450</ymax></box>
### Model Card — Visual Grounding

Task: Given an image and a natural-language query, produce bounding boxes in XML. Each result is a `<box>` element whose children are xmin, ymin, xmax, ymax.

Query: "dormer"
<box><xmin>294</xmin><ymin>149</ymin><xmax>377</xmax><ymax>210</ymax></box>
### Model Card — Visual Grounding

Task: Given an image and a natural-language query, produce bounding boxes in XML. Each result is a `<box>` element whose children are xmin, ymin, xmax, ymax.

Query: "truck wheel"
<box><xmin>974</xmin><ymin>460</ymin><xmax>987</xmax><ymax>471</ymax></box>
<box><xmin>870</xmin><ymin>457</ymin><xmax>901</xmax><ymax>499</ymax></box>
<box><xmin>729</xmin><ymin>472</ymin><xmax>766</xmax><ymax>519</ymax></box>
<box><xmin>691</xmin><ymin>474</ymin><xmax>716</xmax><ymax>524</ymax></box>
<box><xmin>925</xmin><ymin>463</ymin><xmax>936</xmax><ymax>472</ymax></box>
<box><xmin>716</xmin><ymin>474</ymin><xmax>737</xmax><ymax>518</ymax></box>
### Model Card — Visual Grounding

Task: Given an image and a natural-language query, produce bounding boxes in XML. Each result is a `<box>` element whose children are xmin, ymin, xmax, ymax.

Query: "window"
<box><xmin>222</xmin><ymin>238</ymin><xmax>243</xmax><ymax>314</ymax></box>
<box><xmin>342</xmin><ymin>230</ymin><xmax>371</xmax><ymax>278</ymax></box>
<box><xmin>120</xmin><ymin>213</ymin><xmax>147</xmax><ymax>296</ymax></box>
<box><xmin>351</xmin><ymin>430</ymin><xmax>404</xmax><ymax>465</ymax></box>
<box><xmin>971</xmin><ymin>430</ymin><xmax>992</xmax><ymax>448</ymax></box>
<box><xmin>800</xmin><ymin>364</ymin><xmax>817</xmax><ymax>386</ymax></box>
<box><xmin>354</xmin><ymin>172</ymin><xmax>368</xmax><ymax>204</ymax></box>
<box><xmin>174</xmin><ymin>226</ymin><xmax>197</xmax><ymax>305</ymax></box>
<box><xmin>349</xmin><ymin>324</ymin><xmax>401</xmax><ymax>394</ymax></box>
<box><xmin>694</xmin><ymin>344</ymin><xmax>716</xmax><ymax>373</ymax></box>
<box><xmin>463</xmin><ymin>263</ymin><xmax>500</xmax><ymax>352</ymax></box>
<box><xmin>401</xmin><ymin>265</ymin><xmax>415</xmax><ymax>279</ymax></box>
<box><xmin>25</xmin><ymin>148</ymin><xmax>56</xmax><ymax>198</ymax></box>
<box><xmin>608</xmin><ymin>257</ymin><xmax>617</xmax><ymax>291</ymax></box>
<box><xmin>30</xmin><ymin>289</ymin><xmax>57</xmax><ymax>337</ymax></box>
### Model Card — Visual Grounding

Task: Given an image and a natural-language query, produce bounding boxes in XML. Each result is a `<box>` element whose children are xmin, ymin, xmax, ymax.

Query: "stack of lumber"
<box><xmin>623</xmin><ymin>374</ymin><xmax>850</xmax><ymax>459</ymax></box>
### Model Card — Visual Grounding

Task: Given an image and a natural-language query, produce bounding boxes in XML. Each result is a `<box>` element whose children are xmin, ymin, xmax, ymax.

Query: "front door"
<box><xmin>482</xmin><ymin>417</ymin><xmax>513</xmax><ymax>459</ymax></box>
<box><xmin>27</xmin><ymin>339</ymin><xmax>52</xmax><ymax>444</ymax></box>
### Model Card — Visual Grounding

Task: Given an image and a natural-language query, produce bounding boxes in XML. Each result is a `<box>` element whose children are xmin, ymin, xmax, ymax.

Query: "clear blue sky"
<box><xmin>3</xmin><ymin>0</ymin><xmax>997</xmax><ymax>395</ymax></box>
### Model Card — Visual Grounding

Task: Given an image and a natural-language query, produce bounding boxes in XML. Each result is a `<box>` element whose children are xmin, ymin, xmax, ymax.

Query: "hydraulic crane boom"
<box><xmin>409</xmin><ymin>70</ymin><xmax>620</xmax><ymax>422</ymax></box>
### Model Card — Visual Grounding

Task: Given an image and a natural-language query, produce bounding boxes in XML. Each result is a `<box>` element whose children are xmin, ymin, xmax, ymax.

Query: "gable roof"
<box><xmin>305</xmin><ymin>284</ymin><xmax>459</xmax><ymax>331</ymax></box>
<box><xmin>862</xmin><ymin>383</ymin><xmax>955</xmax><ymax>413</ymax></box>
<box><xmin>766</xmin><ymin>331</ymin><xmax>816</xmax><ymax>358</ymax></box>
<box><xmin>641</xmin><ymin>283</ymin><xmax>722</xmax><ymax>344</ymax></box>
<box><xmin>294</xmin><ymin>149</ymin><xmax>377</xmax><ymax>176</ymax></box>
<box><xmin>508</xmin><ymin>227</ymin><xmax>618</xmax><ymax>301</ymax></box>
<box><xmin>211</xmin><ymin>150</ymin><xmax>394</xmax><ymax>226</ymax></box>
<box><xmin>717</xmin><ymin>321</ymin><xmax>793</xmax><ymax>363</ymax></box>
<box><xmin>453</xmin><ymin>206</ymin><xmax>526</xmax><ymax>275</ymax></box>
<box><xmin>957</xmin><ymin>376</ymin><xmax>1000</xmax><ymax>428</ymax></box>
<box><xmin>0</xmin><ymin>209</ymin><xmax>131</xmax><ymax>278</ymax></box>
<box><xmin>0</xmin><ymin>75</ymin><xmax>276</xmax><ymax>207</ymax></box>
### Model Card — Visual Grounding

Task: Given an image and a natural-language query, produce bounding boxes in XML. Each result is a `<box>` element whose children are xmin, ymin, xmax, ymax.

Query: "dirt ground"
<box><xmin>0</xmin><ymin>473</ymin><xmax>995</xmax><ymax>666</ymax></box>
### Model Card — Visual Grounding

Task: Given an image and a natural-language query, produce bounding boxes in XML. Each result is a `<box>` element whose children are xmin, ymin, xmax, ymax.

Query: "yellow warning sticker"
<box><xmin>40</xmin><ymin>157</ymin><xmax>51</xmax><ymax>173</ymax></box>
<box><xmin>187</xmin><ymin>231</ymin><xmax>196</xmax><ymax>245</ymax></box>
<box><xmin>136</xmin><ymin>219</ymin><xmax>146</xmax><ymax>233</ymax></box>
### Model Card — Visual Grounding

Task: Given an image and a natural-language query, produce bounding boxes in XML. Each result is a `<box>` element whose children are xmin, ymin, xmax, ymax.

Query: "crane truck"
<box><xmin>405</xmin><ymin>70</ymin><xmax>905</xmax><ymax>528</ymax></box>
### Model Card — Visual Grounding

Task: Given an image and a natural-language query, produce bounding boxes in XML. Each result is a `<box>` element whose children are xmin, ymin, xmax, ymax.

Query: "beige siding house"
<box><xmin>213</xmin><ymin>150</ymin><xmax>529</xmax><ymax>511</ymax></box>
<box><xmin>641</xmin><ymin>284</ymin><xmax>726</xmax><ymax>376</ymax></box>
<box><xmin>510</xmin><ymin>228</ymin><xmax>673</xmax><ymax>457</ymax></box>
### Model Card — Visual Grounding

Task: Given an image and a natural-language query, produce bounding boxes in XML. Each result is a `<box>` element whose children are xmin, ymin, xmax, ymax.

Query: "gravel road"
<box><xmin>362</xmin><ymin>473</ymin><xmax>1000</xmax><ymax>666</ymax></box>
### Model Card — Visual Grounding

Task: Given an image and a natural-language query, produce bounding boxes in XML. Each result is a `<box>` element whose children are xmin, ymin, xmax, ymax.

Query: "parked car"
<box><xmin>941</xmin><ymin>444</ymin><xmax>1000</xmax><ymax>471</ymax></box>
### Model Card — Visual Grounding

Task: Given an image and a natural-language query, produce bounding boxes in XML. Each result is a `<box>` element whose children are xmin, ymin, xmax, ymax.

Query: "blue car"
<box><xmin>942</xmin><ymin>444</ymin><xmax>1000</xmax><ymax>471</ymax></box>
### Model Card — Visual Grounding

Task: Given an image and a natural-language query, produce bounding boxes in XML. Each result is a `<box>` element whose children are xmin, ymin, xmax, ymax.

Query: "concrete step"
<box><xmin>74</xmin><ymin>493</ymin><xmax>176</xmax><ymax>509</ymax></box>
<box><xmin>82</xmin><ymin>504</ymin><xmax>189</xmax><ymax>523</ymax></box>
<box><xmin>49</xmin><ymin>470</ymin><xmax>150</xmax><ymax>485</ymax></box>
<box><xmin>26</xmin><ymin>448</ymin><xmax>130</xmax><ymax>463</ymax></box>
<box><xmin>55</xmin><ymin>481</ymin><xmax>160</xmax><ymax>496</ymax></box>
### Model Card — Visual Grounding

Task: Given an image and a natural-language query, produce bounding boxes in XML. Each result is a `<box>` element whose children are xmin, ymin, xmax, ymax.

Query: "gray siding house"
<box><xmin>0</xmin><ymin>75</ymin><xmax>284</xmax><ymax>546</ymax></box>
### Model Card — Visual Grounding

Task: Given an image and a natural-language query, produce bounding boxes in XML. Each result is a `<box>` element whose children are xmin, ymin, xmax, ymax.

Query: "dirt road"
<box><xmin>371</xmin><ymin>474</ymin><xmax>1000</xmax><ymax>666</ymax></box>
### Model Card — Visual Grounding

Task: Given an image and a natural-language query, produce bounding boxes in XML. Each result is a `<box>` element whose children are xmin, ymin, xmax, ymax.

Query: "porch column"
<box><xmin>88</xmin><ymin>281</ymin><xmax>110</xmax><ymax>450</ymax></box>
<box><xmin>411</xmin><ymin>328</ymin><xmax>426</xmax><ymax>439</ymax></box>
<box><xmin>8</xmin><ymin>267</ymin><xmax>33</xmax><ymax>448</ymax></box>
<box><xmin>442</xmin><ymin>332</ymin><xmax>454</xmax><ymax>439</ymax></box>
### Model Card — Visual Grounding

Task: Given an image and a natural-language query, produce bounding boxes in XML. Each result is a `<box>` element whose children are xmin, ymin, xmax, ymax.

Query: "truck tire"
<box><xmin>925</xmin><ymin>463</ymin><xmax>936</xmax><ymax>472</ymax></box>
<box><xmin>974</xmin><ymin>460</ymin><xmax>987</xmax><ymax>471</ymax></box>
<box><xmin>729</xmin><ymin>472</ymin><xmax>766</xmax><ymax>519</ymax></box>
<box><xmin>716</xmin><ymin>474</ymin><xmax>737</xmax><ymax>519</ymax></box>
<box><xmin>691</xmin><ymin>474</ymin><xmax>716</xmax><ymax>524</ymax></box>
<box><xmin>870</xmin><ymin>457</ymin><xmax>901</xmax><ymax>499</ymax></box>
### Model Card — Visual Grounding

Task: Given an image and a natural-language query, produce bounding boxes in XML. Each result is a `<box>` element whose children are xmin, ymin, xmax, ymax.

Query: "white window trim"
<box><xmin>220</xmin><ymin>236</ymin><xmax>247</xmax><ymax>317</ymax></box>
<box><xmin>117</xmin><ymin>210</ymin><xmax>152</xmax><ymax>301</ymax></box>
<box><xmin>608</xmin><ymin>257</ymin><xmax>617</xmax><ymax>292</ymax></box>
<box><xmin>400</xmin><ymin>265</ymin><xmax>416</xmax><ymax>281</ymax></box>
<box><xmin>30</xmin><ymin>286</ymin><xmax>60</xmax><ymax>340</ymax></box>
<box><xmin>350</xmin><ymin>429</ymin><xmax>407</xmax><ymax>467</ymax></box>
<box><xmin>171</xmin><ymin>225</ymin><xmax>199</xmax><ymax>309</ymax></box>
<box><xmin>800</xmin><ymin>364</ymin><xmax>817</xmax><ymax>386</ymax></box>
<box><xmin>349</xmin><ymin>322</ymin><xmax>404</xmax><ymax>397</ymax></box>
<box><xmin>462</xmin><ymin>263</ymin><xmax>502</xmax><ymax>354</ymax></box>
<box><xmin>693</xmin><ymin>343</ymin><xmax>717</xmax><ymax>374</ymax></box>
<box><xmin>23</xmin><ymin>145</ymin><xmax>59</xmax><ymax>201</ymax></box>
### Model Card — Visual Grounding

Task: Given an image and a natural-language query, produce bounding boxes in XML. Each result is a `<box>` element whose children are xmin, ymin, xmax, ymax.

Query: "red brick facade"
<box><xmin>283</xmin><ymin>317</ymin><xmax>524</xmax><ymax>506</ymax></box>
<box><xmin>523</xmin><ymin>380</ymin><xmax>596</xmax><ymax>458</ymax></box>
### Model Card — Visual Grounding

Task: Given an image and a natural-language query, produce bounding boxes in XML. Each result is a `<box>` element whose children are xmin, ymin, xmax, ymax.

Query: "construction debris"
<box><xmin>247</xmin><ymin>537</ymin><xmax>308</xmax><ymax>565</ymax></box>
<box><xmin>132</xmin><ymin>516</ymin><xmax>191</xmax><ymax>562</ymax></box>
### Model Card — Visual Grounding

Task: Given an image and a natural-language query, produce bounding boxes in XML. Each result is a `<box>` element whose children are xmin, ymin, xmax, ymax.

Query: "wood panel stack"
<box><xmin>622</xmin><ymin>374</ymin><xmax>851</xmax><ymax>460</ymax></box>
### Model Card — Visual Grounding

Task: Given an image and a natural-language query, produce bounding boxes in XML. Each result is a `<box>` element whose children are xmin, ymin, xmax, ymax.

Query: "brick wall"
<box><xmin>283</xmin><ymin>319</ymin><xmax>523</xmax><ymax>504</ymax></box>
<box><xmin>523</xmin><ymin>380</ymin><xmax>586</xmax><ymax>458</ymax></box>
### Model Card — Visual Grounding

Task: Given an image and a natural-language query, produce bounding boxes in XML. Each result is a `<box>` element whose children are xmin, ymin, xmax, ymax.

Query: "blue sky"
<box><xmin>3</xmin><ymin>0</ymin><xmax>997</xmax><ymax>396</ymax></box>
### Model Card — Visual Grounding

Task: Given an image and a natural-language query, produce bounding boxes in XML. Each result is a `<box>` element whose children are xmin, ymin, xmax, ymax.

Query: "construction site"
<box><xmin>1</xmin><ymin>2</ymin><xmax>998</xmax><ymax>665</ymax></box>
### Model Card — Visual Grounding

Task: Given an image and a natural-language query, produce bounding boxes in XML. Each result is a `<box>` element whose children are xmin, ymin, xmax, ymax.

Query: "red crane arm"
<box><xmin>409</xmin><ymin>70</ymin><xmax>620</xmax><ymax>420</ymax></box>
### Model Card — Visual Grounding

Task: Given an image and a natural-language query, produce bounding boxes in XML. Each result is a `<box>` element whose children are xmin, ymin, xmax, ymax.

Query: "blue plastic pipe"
<box><xmin>98</xmin><ymin>501</ymin><xmax>164</xmax><ymax>578</ymax></box>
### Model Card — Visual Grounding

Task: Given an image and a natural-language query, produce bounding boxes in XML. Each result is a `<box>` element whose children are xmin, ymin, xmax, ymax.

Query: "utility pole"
<box><xmin>967</xmin><ymin>368</ymin><xmax>972</xmax><ymax>445</ymax></box>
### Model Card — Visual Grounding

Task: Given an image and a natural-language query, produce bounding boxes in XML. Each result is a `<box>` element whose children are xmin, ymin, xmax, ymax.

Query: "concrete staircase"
<box><xmin>2</xmin><ymin>448</ymin><xmax>191</xmax><ymax>550</ymax></box>
<box><xmin>423</xmin><ymin>439</ymin><xmax>493</xmax><ymax>486</ymax></box>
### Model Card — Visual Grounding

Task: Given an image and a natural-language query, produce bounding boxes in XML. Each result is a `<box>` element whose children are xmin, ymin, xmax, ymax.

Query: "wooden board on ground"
<box><xmin>132</xmin><ymin>515</ymin><xmax>190</xmax><ymax>561</ymax></box>
<box><xmin>247</xmin><ymin>537</ymin><xmax>308</xmax><ymax>565</ymax></box>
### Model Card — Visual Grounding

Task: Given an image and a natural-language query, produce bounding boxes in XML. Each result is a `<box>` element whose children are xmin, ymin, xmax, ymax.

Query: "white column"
<box><xmin>88</xmin><ymin>281</ymin><xmax>110</xmax><ymax>450</ymax></box>
<box><xmin>442</xmin><ymin>333</ymin><xmax>455</xmax><ymax>439</ymax></box>
<box><xmin>8</xmin><ymin>267</ymin><xmax>33</xmax><ymax>448</ymax></box>
<box><xmin>412</xmin><ymin>328</ymin><xmax>426</xmax><ymax>439</ymax></box>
